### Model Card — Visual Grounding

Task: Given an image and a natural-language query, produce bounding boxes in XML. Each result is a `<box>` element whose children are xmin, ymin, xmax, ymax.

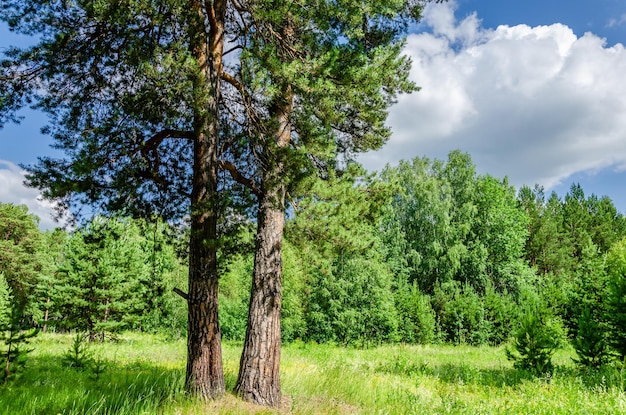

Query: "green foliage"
<box><xmin>433</xmin><ymin>282</ymin><xmax>490</xmax><ymax>346</ymax></box>
<box><xmin>281</xmin><ymin>242</ymin><xmax>308</xmax><ymax>343</ymax></box>
<box><xmin>606</xmin><ymin>237</ymin><xmax>626</xmax><ymax>358</ymax></box>
<box><xmin>394</xmin><ymin>281</ymin><xmax>436</xmax><ymax>344</ymax></box>
<box><xmin>307</xmin><ymin>254</ymin><xmax>399</xmax><ymax>345</ymax></box>
<box><xmin>218</xmin><ymin>253</ymin><xmax>252</xmax><ymax>342</ymax></box>
<box><xmin>0</xmin><ymin>203</ymin><xmax>46</xmax><ymax>315</ymax></box>
<box><xmin>381</xmin><ymin>152</ymin><xmax>531</xmax><ymax>295</ymax></box>
<box><xmin>52</xmin><ymin>216</ymin><xmax>185</xmax><ymax>340</ymax></box>
<box><xmin>474</xmin><ymin>176</ymin><xmax>530</xmax><ymax>292</ymax></box>
<box><xmin>34</xmin><ymin>229</ymin><xmax>68</xmax><ymax>331</ymax></box>
<box><xmin>380</xmin><ymin>156</ymin><xmax>457</xmax><ymax>292</ymax></box>
<box><xmin>0</xmin><ymin>215</ymin><xmax>41</xmax><ymax>382</ymax></box>
<box><xmin>520</xmin><ymin>183</ymin><xmax>626</xmax><ymax>280</ymax></box>
<box><xmin>0</xmin><ymin>305</ymin><xmax>38</xmax><ymax>383</ymax></box>
<box><xmin>483</xmin><ymin>284</ymin><xmax>517</xmax><ymax>345</ymax></box>
<box><xmin>0</xmin><ymin>274</ymin><xmax>10</xmax><ymax>329</ymax></box>
<box><xmin>132</xmin><ymin>219</ymin><xmax>188</xmax><ymax>339</ymax></box>
<box><xmin>562</xmin><ymin>185</ymin><xmax>625</xmax><ymax>261</ymax></box>
<box><xmin>63</xmin><ymin>332</ymin><xmax>94</xmax><ymax>370</ymax></box>
<box><xmin>286</xmin><ymin>169</ymin><xmax>399</xmax><ymax>345</ymax></box>
<box><xmin>1</xmin><ymin>0</ymin><xmax>203</xmax><ymax>219</ymax></box>
<box><xmin>506</xmin><ymin>299</ymin><xmax>564</xmax><ymax>376</ymax></box>
<box><xmin>572</xmin><ymin>307</ymin><xmax>611</xmax><ymax>369</ymax></box>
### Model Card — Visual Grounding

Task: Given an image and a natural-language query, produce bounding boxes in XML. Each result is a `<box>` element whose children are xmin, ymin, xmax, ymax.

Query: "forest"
<box><xmin>3</xmin><ymin>151</ymin><xmax>626</xmax><ymax>378</ymax></box>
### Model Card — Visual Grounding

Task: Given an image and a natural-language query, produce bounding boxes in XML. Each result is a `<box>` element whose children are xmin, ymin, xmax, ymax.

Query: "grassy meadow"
<box><xmin>1</xmin><ymin>333</ymin><xmax>625</xmax><ymax>414</ymax></box>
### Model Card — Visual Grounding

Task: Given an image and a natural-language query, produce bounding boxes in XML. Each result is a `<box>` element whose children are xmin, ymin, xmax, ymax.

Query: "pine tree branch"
<box><xmin>221</xmin><ymin>70</ymin><xmax>267</xmax><ymax>136</ymax></box>
<box><xmin>141</xmin><ymin>129</ymin><xmax>194</xmax><ymax>152</ymax></box>
<box><xmin>133</xmin><ymin>129</ymin><xmax>194</xmax><ymax>194</ymax></box>
<box><xmin>138</xmin><ymin>129</ymin><xmax>194</xmax><ymax>166</ymax></box>
<box><xmin>221</xmin><ymin>71</ymin><xmax>250</xmax><ymax>103</ymax></box>
<box><xmin>173</xmin><ymin>287</ymin><xmax>188</xmax><ymax>301</ymax></box>
<box><xmin>218</xmin><ymin>160</ymin><xmax>262</xmax><ymax>196</ymax></box>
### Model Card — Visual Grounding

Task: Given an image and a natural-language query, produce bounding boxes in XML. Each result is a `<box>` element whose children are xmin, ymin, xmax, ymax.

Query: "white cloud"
<box><xmin>360</xmin><ymin>2</ymin><xmax>626</xmax><ymax>190</ymax></box>
<box><xmin>0</xmin><ymin>160</ymin><xmax>68</xmax><ymax>230</ymax></box>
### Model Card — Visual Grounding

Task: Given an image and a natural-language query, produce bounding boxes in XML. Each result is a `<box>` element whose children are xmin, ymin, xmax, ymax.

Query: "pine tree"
<box><xmin>53</xmin><ymin>217</ymin><xmax>151</xmax><ymax>341</ymax></box>
<box><xmin>506</xmin><ymin>297</ymin><xmax>564</xmax><ymax>376</ymax></box>
<box><xmin>227</xmin><ymin>2</ymin><xmax>433</xmax><ymax>404</ymax></box>
<box><xmin>2</xmin><ymin>0</ymin><xmax>229</xmax><ymax>397</ymax></box>
<box><xmin>0</xmin><ymin>295</ymin><xmax>38</xmax><ymax>383</ymax></box>
<box><xmin>1</xmin><ymin>0</ymin><xmax>442</xmax><ymax>403</ymax></box>
<box><xmin>572</xmin><ymin>307</ymin><xmax>610</xmax><ymax>369</ymax></box>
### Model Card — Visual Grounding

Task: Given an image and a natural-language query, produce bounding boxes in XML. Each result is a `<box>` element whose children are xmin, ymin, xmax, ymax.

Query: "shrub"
<box><xmin>483</xmin><ymin>285</ymin><xmax>516</xmax><ymax>345</ymax></box>
<box><xmin>0</xmin><ymin>305</ymin><xmax>38</xmax><ymax>383</ymax></box>
<box><xmin>0</xmin><ymin>274</ymin><xmax>10</xmax><ymax>328</ymax></box>
<box><xmin>63</xmin><ymin>332</ymin><xmax>94</xmax><ymax>370</ymax></box>
<box><xmin>572</xmin><ymin>307</ymin><xmax>610</xmax><ymax>369</ymax></box>
<box><xmin>395</xmin><ymin>282</ymin><xmax>436</xmax><ymax>344</ymax></box>
<box><xmin>434</xmin><ymin>282</ymin><xmax>490</xmax><ymax>345</ymax></box>
<box><xmin>306</xmin><ymin>255</ymin><xmax>399</xmax><ymax>345</ymax></box>
<box><xmin>506</xmin><ymin>301</ymin><xmax>564</xmax><ymax>376</ymax></box>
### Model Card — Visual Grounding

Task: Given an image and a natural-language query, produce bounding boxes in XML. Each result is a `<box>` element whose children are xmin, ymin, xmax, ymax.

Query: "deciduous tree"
<box><xmin>0</xmin><ymin>203</ymin><xmax>45</xmax><ymax>314</ymax></box>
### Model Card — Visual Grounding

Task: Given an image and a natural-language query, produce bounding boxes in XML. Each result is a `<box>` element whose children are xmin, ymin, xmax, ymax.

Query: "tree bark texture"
<box><xmin>185</xmin><ymin>0</ymin><xmax>226</xmax><ymax>399</ymax></box>
<box><xmin>235</xmin><ymin>88</ymin><xmax>293</xmax><ymax>406</ymax></box>
<box><xmin>235</xmin><ymin>188</ymin><xmax>285</xmax><ymax>406</ymax></box>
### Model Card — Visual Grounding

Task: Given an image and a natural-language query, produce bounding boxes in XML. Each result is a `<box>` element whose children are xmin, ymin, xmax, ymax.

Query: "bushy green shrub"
<box><xmin>0</xmin><ymin>305</ymin><xmax>38</xmax><ymax>383</ymax></box>
<box><xmin>572</xmin><ymin>307</ymin><xmax>610</xmax><ymax>368</ymax></box>
<box><xmin>306</xmin><ymin>255</ymin><xmax>399</xmax><ymax>345</ymax></box>
<box><xmin>0</xmin><ymin>274</ymin><xmax>10</xmax><ymax>328</ymax></box>
<box><xmin>280</xmin><ymin>243</ymin><xmax>308</xmax><ymax>342</ymax></box>
<box><xmin>433</xmin><ymin>282</ymin><xmax>490</xmax><ymax>345</ymax></box>
<box><xmin>483</xmin><ymin>284</ymin><xmax>516</xmax><ymax>345</ymax></box>
<box><xmin>506</xmin><ymin>300</ymin><xmax>564</xmax><ymax>376</ymax></box>
<box><xmin>218</xmin><ymin>254</ymin><xmax>251</xmax><ymax>342</ymax></box>
<box><xmin>394</xmin><ymin>281</ymin><xmax>436</xmax><ymax>344</ymax></box>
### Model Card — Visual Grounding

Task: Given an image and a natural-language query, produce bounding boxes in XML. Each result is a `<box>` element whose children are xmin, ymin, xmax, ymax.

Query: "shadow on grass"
<box><xmin>375</xmin><ymin>356</ymin><xmax>531</xmax><ymax>388</ymax></box>
<box><xmin>0</xmin><ymin>353</ymin><xmax>186</xmax><ymax>415</ymax></box>
<box><xmin>376</xmin><ymin>355</ymin><xmax>626</xmax><ymax>391</ymax></box>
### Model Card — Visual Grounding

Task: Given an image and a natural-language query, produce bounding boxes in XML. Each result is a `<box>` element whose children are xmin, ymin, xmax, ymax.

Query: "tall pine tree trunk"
<box><xmin>186</xmin><ymin>198</ymin><xmax>223</xmax><ymax>398</ymax></box>
<box><xmin>235</xmin><ymin>88</ymin><xmax>293</xmax><ymax>406</ymax></box>
<box><xmin>185</xmin><ymin>0</ymin><xmax>226</xmax><ymax>399</ymax></box>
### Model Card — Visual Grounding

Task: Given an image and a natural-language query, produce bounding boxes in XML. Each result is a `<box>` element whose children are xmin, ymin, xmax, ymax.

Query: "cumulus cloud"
<box><xmin>360</xmin><ymin>2</ymin><xmax>626</xmax><ymax>190</ymax></box>
<box><xmin>0</xmin><ymin>160</ymin><xmax>68</xmax><ymax>230</ymax></box>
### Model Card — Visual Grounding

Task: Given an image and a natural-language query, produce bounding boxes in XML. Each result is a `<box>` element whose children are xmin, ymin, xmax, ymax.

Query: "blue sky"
<box><xmin>2</xmin><ymin>0</ymin><xmax>626</xmax><ymax>228</ymax></box>
<box><xmin>360</xmin><ymin>0</ymin><xmax>626</xmax><ymax>212</ymax></box>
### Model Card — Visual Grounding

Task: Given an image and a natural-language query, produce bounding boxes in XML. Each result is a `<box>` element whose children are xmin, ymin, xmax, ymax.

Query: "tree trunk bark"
<box><xmin>235</xmin><ymin>88</ymin><xmax>293</xmax><ymax>407</ymax></box>
<box><xmin>186</xmin><ymin>214</ymin><xmax>224</xmax><ymax>399</ymax></box>
<box><xmin>184</xmin><ymin>0</ymin><xmax>226</xmax><ymax>400</ymax></box>
<box><xmin>235</xmin><ymin>188</ymin><xmax>285</xmax><ymax>406</ymax></box>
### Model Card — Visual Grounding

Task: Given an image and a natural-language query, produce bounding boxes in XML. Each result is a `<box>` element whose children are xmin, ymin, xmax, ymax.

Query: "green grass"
<box><xmin>1</xmin><ymin>333</ymin><xmax>625</xmax><ymax>414</ymax></box>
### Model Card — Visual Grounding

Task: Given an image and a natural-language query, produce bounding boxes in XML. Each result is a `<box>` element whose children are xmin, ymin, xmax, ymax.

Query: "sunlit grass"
<box><xmin>0</xmin><ymin>333</ymin><xmax>625</xmax><ymax>414</ymax></box>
